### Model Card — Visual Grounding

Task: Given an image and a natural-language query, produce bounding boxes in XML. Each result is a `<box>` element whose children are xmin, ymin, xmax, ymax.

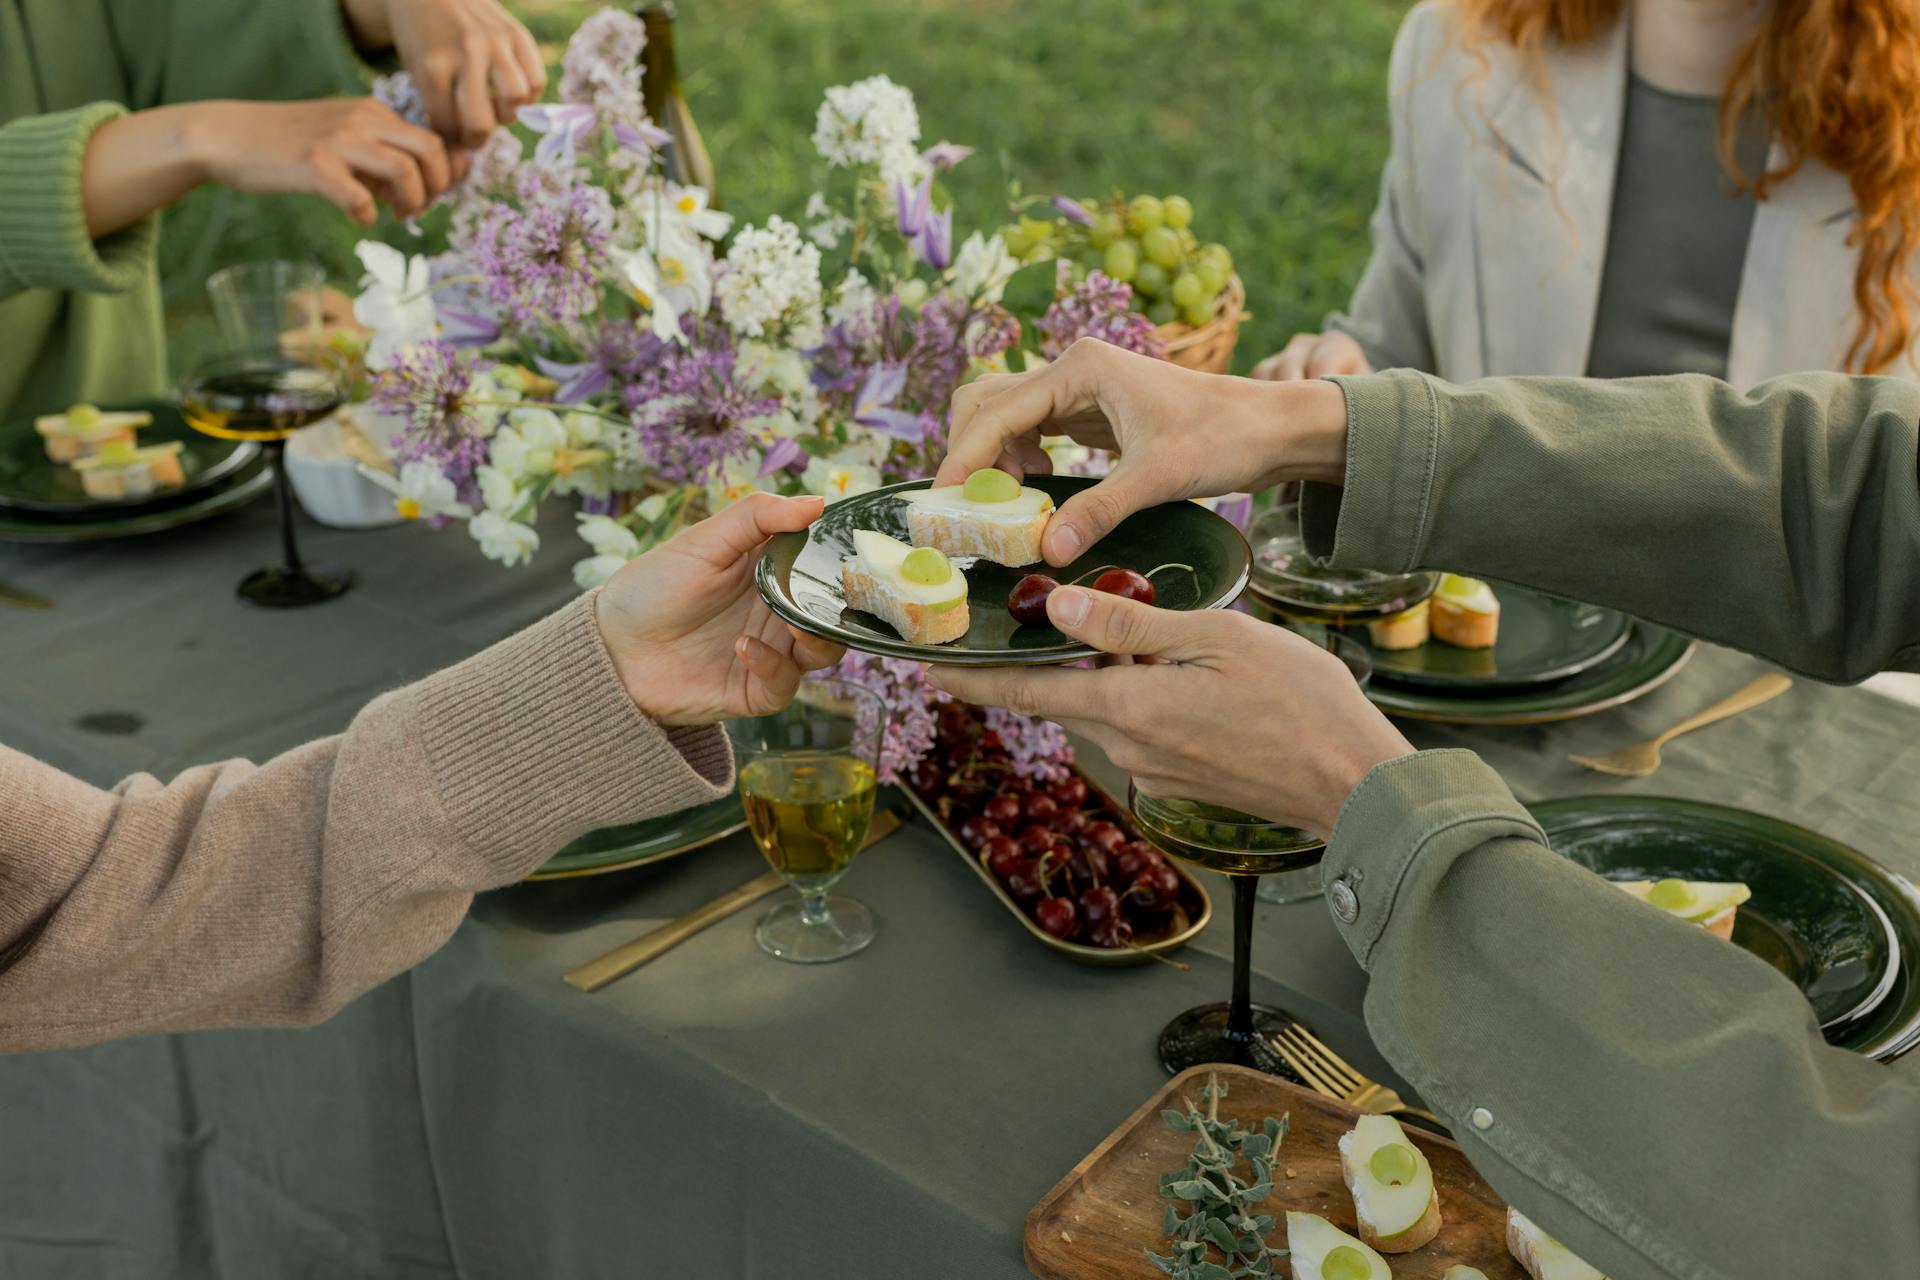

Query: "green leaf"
<box><xmin>1194</xmin><ymin>1264</ymin><xmax>1235</xmax><ymax>1280</ymax></box>
<box><xmin>1006</xmin><ymin>344</ymin><xmax>1028</xmax><ymax>374</ymax></box>
<box><xmin>1001</xmin><ymin>259</ymin><xmax>1058</xmax><ymax>317</ymax></box>
<box><xmin>1163</xmin><ymin>1109</ymin><xmax>1194</xmax><ymax>1132</ymax></box>
<box><xmin>1163</xmin><ymin>1203</ymin><xmax>1181</xmax><ymax>1234</ymax></box>
<box><xmin>1263</xmin><ymin>1117</ymin><xmax>1282</xmax><ymax>1143</ymax></box>
<box><xmin>930</xmin><ymin>179</ymin><xmax>955</xmax><ymax>213</ymax></box>
<box><xmin>1204</xmin><ymin>1217</ymin><xmax>1240</xmax><ymax>1253</ymax></box>
<box><xmin>1145</xmin><ymin>1252</ymin><xmax>1179</xmax><ymax>1276</ymax></box>
<box><xmin>1167</xmin><ymin>1179</ymin><xmax>1214</xmax><ymax>1201</ymax></box>
<box><xmin>1243</xmin><ymin>1133</ymin><xmax>1271</xmax><ymax>1161</ymax></box>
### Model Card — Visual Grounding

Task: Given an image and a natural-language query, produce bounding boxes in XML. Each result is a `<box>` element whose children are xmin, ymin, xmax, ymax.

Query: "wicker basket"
<box><xmin>1154</xmin><ymin>274</ymin><xmax>1246</xmax><ymax>375</ymax></box>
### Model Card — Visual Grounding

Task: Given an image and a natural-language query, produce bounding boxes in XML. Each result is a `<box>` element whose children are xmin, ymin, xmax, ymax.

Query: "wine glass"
<box><xmin>184</xmin><ymin>261</ymin><xmax>352</xmax><ymax>608</ymax></box>
<box><xmin>1246</xmin><ymin>500</ymin><xmax>1437</xmax><ymax>628</ymax></box>
<box><xmin>726</xmin><ymin>676</ymin><xmax>887</xmax><ymax>963</ymax></box>
<box><xmin>1128</xmin><ymin>633</ymin><xmax>1374</xmax><ymax>1077</ymax></box>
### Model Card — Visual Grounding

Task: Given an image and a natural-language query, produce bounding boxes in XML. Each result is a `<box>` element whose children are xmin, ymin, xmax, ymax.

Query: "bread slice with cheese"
<box><xmin>897</xmin><ymin>474</ymin><xmax>1053</xmax><ymax>567</ymax></box>
<box><xmin>1613</xmin><ymin>878</ymin><xmax>1750</xmax><ymax>940</ymax></box>
<box><xmin>1338</xmin><ymin>1114</ymin><xmax>1441</xmax><ymax>1253</ymax></box>
<box><xmin>1507</xmin><ymin>1209</ymin><xmax>1607</xmax><ymax>1280</ymax></box>
<box><xmin>1431</xmin><ymin>573</ymin><xmax>1499</xmax><ymax>649</ymax></box>
<box><xmin>841</xmin><ymin>530</ymin><xmax>968</xmax><ymax>645</ymax></box>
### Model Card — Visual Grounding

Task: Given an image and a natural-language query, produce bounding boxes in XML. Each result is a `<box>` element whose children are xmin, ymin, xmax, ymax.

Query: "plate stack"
<box><xmin>0</xmin><ymin>400</ymin><xmax>272</xmax><ymax>543</ymax></box>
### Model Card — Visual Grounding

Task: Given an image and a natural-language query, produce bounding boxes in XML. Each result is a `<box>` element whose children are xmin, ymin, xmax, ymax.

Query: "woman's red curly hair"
<box><xmin>1452</xmin><ymin>0</ymin><xmax>1920</xmax><ymax>372</ymax></box>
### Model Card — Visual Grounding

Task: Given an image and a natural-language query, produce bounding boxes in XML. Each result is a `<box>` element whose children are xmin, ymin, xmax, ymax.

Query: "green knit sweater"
<box><xmin>0</xmin><ymin>0</ymin><xmax>371</xmax><ymax>421</ymax></box>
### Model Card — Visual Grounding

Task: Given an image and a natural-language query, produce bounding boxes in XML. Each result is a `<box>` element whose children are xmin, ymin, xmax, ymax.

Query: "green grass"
<box><xmin>159</xmin><ymin>0</ymin><xmax>1408</xmax><ymax>375</ymax></box>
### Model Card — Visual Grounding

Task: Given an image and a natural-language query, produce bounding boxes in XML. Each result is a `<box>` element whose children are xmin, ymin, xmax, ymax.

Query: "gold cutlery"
<box><xmin>563</xmin><ymin>808</ymin><xmax>902</xmax><ymax>993</ymax></box>
<box><xmin>1568</xmin><ymin>672</ymin><xmax>1792</xmax><ymax>778</ymax></box>
<box><xmin>0</xmin><ymin>579</ymin><xmax>52</xmax><ymax>609</ymax></box>
<box><xmin>1270</xmin><ymin>1022</ymin><xmax>1443</xmax><ymax>1128</ymax></box>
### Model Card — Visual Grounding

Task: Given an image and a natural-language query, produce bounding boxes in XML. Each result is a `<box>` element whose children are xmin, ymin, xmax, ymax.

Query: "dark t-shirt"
<box><xmin>1585</xmin><ymin>75</ymin><xmax>1773</xmax><ymax>379</ymax></box>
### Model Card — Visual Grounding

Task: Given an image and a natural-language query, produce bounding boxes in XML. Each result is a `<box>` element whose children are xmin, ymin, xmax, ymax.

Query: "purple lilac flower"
<box><xmin>983</xmin><ymin>705</ymin><xmax>1074</xmax><ymax>783</ymax></box>
<box><xmin>1036</xmin><ymin>267</ymin><xmax>1164</xmax><ymax>360</ymax></box>
<box><xmin>627</xmin><ymin>335</ymin><xmax>781</xmax><ymax>485</ymax></box>
<box><xmin>830</xmin><ymin>652</ymin><xmax>942</xmax><ymax>785</ymax></box>
<box><xmin>374</xmin><ymin>340</ymin><xmax>495</xmax><ymax>505</ymax></box>
<box><xmin>464</xmin><ymin>168</ymin><xmax>615</xmax><ymax>331</ymax></box>
<box><xmin>1050</xmin><ymin>195</ymin><xmax>1094</xmax><ymax>226</ymax></box>
<box><xmin>559</xmin><ymin>8</ymin><xmax>647</xmax><ymax>108</ymax></box>
<box><xmin>373</xmin><ymin>73</ymin><xmax>431</xmax><ymax>130</ymax></box>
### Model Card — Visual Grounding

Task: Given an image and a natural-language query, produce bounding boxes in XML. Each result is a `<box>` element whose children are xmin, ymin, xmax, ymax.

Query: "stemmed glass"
<box><xmin>183</xmin><ymin>262</ymin><xmax>353</xmax><ymax>607</ymax></box>
<box><xmin>1128</xmin><ymin>633</ymin><xmax>1374</xmax><ymax>1077</ymax></box>
<box><xmin>727</xmin><ymin>676</ymin><xmax>887</xmax><ymax>963</ymax></box>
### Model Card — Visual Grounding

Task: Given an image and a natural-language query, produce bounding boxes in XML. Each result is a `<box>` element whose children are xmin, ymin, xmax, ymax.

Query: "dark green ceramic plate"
<box><xmin>1363</xmin><ymin>586</ymin><xmax>1632</xmax><ymax>691</ymax></box>
<box><xmin>528</xmin><ymin>794</ymin><xmax>747</xmax><ymax>880</ymax></box>
<box><xmin>0</xmin><ymin>458</ymin><xmax>273</xmax><ymax>543</ymax></box>
<box><xmin>756</xmin><ymin>476</ymin><xmax>1252</xmax><ymax>666</ymax></box>
<box><xmin>0</xmin><ymin>399</ymin><xmax>259</xmax><ymax>514</ymax></box>
<box><xmin>1531</xmin><ymin>796</ymin><xmax>1920</xmax><ymax>1060</ymax></box>
<box><xmin>1362</xmin><ymin>622</ymin><xmax>1695</xmax><ymax>725</ymax></box>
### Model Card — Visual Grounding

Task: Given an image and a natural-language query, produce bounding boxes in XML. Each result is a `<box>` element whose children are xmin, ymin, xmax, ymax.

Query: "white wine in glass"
<box><xmin>738</xmin><ymin>755</ymin><xmax>877</xmax><ymax>892</ymax></box>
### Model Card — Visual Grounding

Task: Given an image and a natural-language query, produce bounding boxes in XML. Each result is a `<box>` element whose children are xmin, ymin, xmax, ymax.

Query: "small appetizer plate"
<box><xmin>0</xmin><ymin>399</ymin><xmax>259</xmax><ymax>515</ymax></box>
<box><xmin>1362</xmin><ymin>586</ymin><xmax>1633</xmax><ymax>691</ymax></box>
<box><xmin>756</xmin><ymin>475</ymin><xmax>1252</xmax><ymax>666</ymax></box>
<box><xmin>527</xmin><ymin>794</ymin><xmax>747</xmax><ymax>880</ymax></box>
<box><xmin>1533</xmin><ymin>795</ymin><xmax>1920</xmax><ymax>1059</ymax></box>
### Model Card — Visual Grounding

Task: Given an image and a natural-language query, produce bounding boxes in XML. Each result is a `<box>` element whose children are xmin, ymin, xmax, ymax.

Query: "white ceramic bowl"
<box><xmin>286</xmin><ymin>409</ymin><xmax>404</xmax><ymax>529</ymax></box>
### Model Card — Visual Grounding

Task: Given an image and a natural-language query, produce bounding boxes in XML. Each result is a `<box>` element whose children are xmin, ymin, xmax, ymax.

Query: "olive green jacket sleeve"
<box><xmin>1303</xmin><ymin>370</ymin><xmax>1920</xmax><ymax>1278</ymax></box>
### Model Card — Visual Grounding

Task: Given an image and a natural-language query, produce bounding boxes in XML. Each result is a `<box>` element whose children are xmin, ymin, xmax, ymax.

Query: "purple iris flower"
<box><xmin>894</xmin><ymin>175</ymin><xmax>932</xmax><ymax>239</ymax></box>
<box><xmin>758</xmin><ymin>437</ymin><xmax>807</xmax><ymax>476</ymax></box>
<box><xmin>921</xmin><ymin>141</ymin><xmax>973</xmax><ymax>172</ymax></box>
<box><xmin>1210</xmin><ymin>493</ymin><xmax>1254</xmax><ymax>532</ymax></box>
<box><xmin>852</xmin><ymin>364</ymin><xmax>920</xmax><ymax>440</ymax></box>
<box><xmin>437</xmin><ymin>309</ymin><xmax>501</xmax><ymax>347</ymax></box>
<box><xmin>1051</xmin><ymin>195</ymin><xmax>1094</xmax><ymax>226</ymax></box>
<box><xmin>518</xmin><ymin>104</ymin><xmax>598</xmax><ymax>168</ymax></box>
<box><xmin>612</xmin><ymin>118</ymin><xmax>672</xmax><ymax>159</ymax></box>
<box><xmin>914</xmin><ymin>207</ymin><xmax>953</xmax><ymax>270</ymax></box>
<box><xmin>533</xmin><ymin>355</ymin><xmax>613</xmax><ymax>405</ymax></box>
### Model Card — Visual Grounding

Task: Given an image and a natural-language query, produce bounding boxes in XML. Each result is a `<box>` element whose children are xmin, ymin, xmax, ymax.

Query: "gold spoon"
<box><xmin>1569</xmin><ymin>673</ymin><xmax>1792</xmax><ymax>778</ymax></box>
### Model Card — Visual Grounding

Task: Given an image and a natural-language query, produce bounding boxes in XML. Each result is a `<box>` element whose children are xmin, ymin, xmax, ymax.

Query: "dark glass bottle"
<box><xmin>638</xmin><ymin>4</ymin><xmax>718</xmax><ymax>201</ymax></box>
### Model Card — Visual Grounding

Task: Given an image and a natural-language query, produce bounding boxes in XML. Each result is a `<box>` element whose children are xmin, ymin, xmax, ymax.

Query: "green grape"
<box><xmin>1322</xmin><ymin>1246</ymin><xmax>1371</xmax><ymax>1280</ymax></box>
<box><xmin>1088</xmin><ymin>212</ymin><xmax>1123</xmax><ymax>249</ymax></box>
<box><xmin>1126</xmin><ymin>194</ymin><xmax>1164</xmax><ymax>235</ymax></box>
<box><xmin>1200</xmin><ymin>242</ymin><xmax>1234</xmax><ymax>275</ymax></box>
<box><xmin>1134</xmin><ymin>260</ymin><xmax>1170</xmax><ymax>299</ymax></box>
<box><xmin>962</xmin><ymin>468</ymin><xmax>1021</xmax><ymax>503</ymax></box>
<box><xmin>1141</xmin><ymin>226</ymin><xmax>1182</xmax><ymax>269</ymax></box>
<box><xmin>64</xmin><ymin>403</ymin><xmax>102</xmax><ymax>431</ymax></box>
<box><xmin>1163</xmin><ymin>194</ymin><xmax>1194</xmax><ymax>229</ymax></box>
<box><xmin>1648</xmin><ymin>878</ymin><xmax>1696</xmax><ymax>910</ymax></box>
<box><xmin>1170</xmin><ymin>271</ymin><xmax>1204</xmax><ymax>307</ymax></box>
<box><xmin>1368</xmin><ymin>1144</ymin><xmax>1419</xmax><ymax>1187</ymax></box>
<box><xmin>901</xmin><ymin>547</ymin><xmax>953</xmax><ymax>586</ymax></box>
<box><xmin>1194</xmin><ymin>257</ymin><xmax>1228</xmax><ymax>295</ymax></box>
<box><xmin>1180</xmin><ymin>297</ymin><xmax>1214</xmax><ymax>327</ymax></box>
<box><xmin>1103</xmin><ymin>239</ymin><xmax>1140</xmax><ymax>283</ymax></box>
<box><xmin>1146</xmin><ymin>298</ymin><xmax>1177</xmax><ymax>326</ymax></box>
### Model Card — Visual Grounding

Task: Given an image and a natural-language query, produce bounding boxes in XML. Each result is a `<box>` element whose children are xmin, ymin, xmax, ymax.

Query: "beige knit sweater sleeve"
<box><xmin>0</xmin><ymin>592</ymin><xmax>733</xmax><ymax>1053</ymax></box>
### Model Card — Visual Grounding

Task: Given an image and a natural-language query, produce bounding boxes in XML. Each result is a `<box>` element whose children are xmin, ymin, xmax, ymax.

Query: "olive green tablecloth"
<box><xmin>1</xmin><ymin>497</ymin><xmax>1916</xmax><ymax>1279</ymax></box>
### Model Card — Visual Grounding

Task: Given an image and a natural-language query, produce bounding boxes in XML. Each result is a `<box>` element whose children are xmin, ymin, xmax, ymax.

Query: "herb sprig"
<box><xmin>1146</xmin><ymin>1074</ymin><xmax>1291</xmax><ymax>1280</ymax></box>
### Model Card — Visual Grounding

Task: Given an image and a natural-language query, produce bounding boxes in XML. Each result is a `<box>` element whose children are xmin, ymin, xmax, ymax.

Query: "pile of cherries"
<box><xmin>910</xmin><ymin>702</ymin><xmax>1188</xmax><ymax>949</ymax></box>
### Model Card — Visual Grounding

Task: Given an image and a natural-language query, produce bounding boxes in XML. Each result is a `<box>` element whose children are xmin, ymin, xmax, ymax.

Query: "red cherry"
<box><xmin>1128</xmin><ymin>863</ymin><xmax>1183</xmax><ymax>914</ymax></box>
<box><xmin>1090</xmin><ymin>917</ymin><xmax>1136</xmax><ymax>949</ymax></box>
<box><xmin>937</xmin><ymin>703</ymin><xmax>978</xmax><ymax>740</ymax></box>
<box><xmin>909</xmin><ymin>761</ymin><xmax>943</xmax><ymax>794</ymax></box>
<box><xmin>1114</xmin><ymin>839</ymin><xmax>1163</xmax><ymax>880</ymax></box>
<box><xmin>978</xmin><ymin>729</ymin><xmax>1004</xmax><ymax>752</ymax></box>
<box><xmin>982</xmin><ymin>836</ymin><xmax>1022</xmax><ymax>880</ymax></box>
<box><xmin>1055</xmin><ymin>807</ymin><xmax>1090</xmax><ymax>837</ymax></box>
<box><xmin>957</xmin><ymin>814</ymin><xmax>1001</xmax><ymax>850</ymax></box>
<box><xmin>1017</xmin><ymin>823</ymin><xmax>1059</xmax><ymax>855</ymax></box>
<box><xmin>1008</xmin><ymin>573</ymin><xmax>1062</xmax><ymax>627</ymax></box>
<box><xmin>1006</xmin><ymin>860</ymin><xmax>1046</xmax><ymax>904</ymax></box>
<box><xmin>1078</xmin><ymin>885</ymin><xmax>1122</xmax><ymax>928</ymax></box>
<box><xmin>1025</xmin><ymin>793</ymin><xmax>1061</xmax><ymax>824</ymax></box>
<box><xmin>1051</xmin><ymin>776</ymin><xmax>1089</xmax><ymax>808</ymax></box>
<box><xmin>1073</xmin><ymin>841</ymin><xmax>1112</xmax><ymax>887</ymax></box>
<box><xmin>1084</xmin><ymin>820</ymin><xmax>1128</xmax><ymax>854</ymax></box>
<box><xmin>983</xmin><ymin>793</ymin><xmax>1022</xmax><ymax>826</ymax></box>
<box><xmin>1035</xmin><ymin>896</ymin><xmax>1078</xmax><ymax>939</ymax></box>
<box><xmin>1092</xmin><ymin>567</ymin><xmax>1155</xmax><ymax>604</ymax></box>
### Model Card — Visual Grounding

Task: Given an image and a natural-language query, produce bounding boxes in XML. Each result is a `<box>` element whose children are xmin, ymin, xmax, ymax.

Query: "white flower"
<box><xmin>644</xmin><ymin>182</ymin><xmax>733</xmax><ymax>244</ymax></box>
<box><xmin>804</xmin><ymin>191</ymin><xmax>853</xmax><ymax>250</ymax></box>
<box><xmin>894</xmin><ymin>278</ymin><xmax>929</xmax><ymax>311</ymax></box>
<box><xmin>352</xmin><ymin>242</ymin><xmax>435</xmax><ymax>369</ymax></box>
<box><xmin>812</xmin><ymin>75</ymin><xmax>924</xmax><ymax>185</ymax></box>
<box><xmin>475</xmin><ymin>465</ymin><xmax>527</xmax><ymax>515</ymax></box>
<box><xmin>705</xmin><ymin>452</ymin><xmax>775</xmax><ymax>511</ymax></box>
<box><xmin>562</xmin><ymin>410</ymin><xmax>606</xmax><ymax>447</ymax></box>
<box><xmin>828</xmin><ymin>268</ymin><xmax>878</xmax><ymax>330</ymax></box>
<box><xmin>802</xmin><ymin>451</ymin><xmax>882</xmax><ymax>500</ymax></box>
<box><xmin>490</xmin><ymin>409</ymin><xmax>568</xmax><ymax>480</ymax></box>
<box><xmin>470</xmin><ymin>511</ymin><xmax>540</xmax><ymax>567</ymax></box>
<box><xmin>358</xmin><ymin>460</ymin><xmax>470</xmax><ymax>521</ymax></box>
<box><xmin>620</xmin><ymin>237</ymin><xmax>713</xmax><ymax>344</ymax></box>
<box><xmin>715</xmin><ymin>216</ymin><xmax>822</xmax><ymax>340</ymax></box>
<box><xmin>950</xmin><ymin>230</ymin><xmax>1016</xmax><ymax>303</ymax></box>
<box><xmin>573</xmin><ymin>554</ymin><xmax>628</xmax><ymax>590</ymax></box>
<box><xmin>577</xmin><ymin>513</ymin><xmax>643</xmax><ymax>558</ymax></box>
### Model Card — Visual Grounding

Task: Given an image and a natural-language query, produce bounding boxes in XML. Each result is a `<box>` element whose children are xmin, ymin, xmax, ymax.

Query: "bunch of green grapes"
<box><xmin>1000</xmin><ymin>193</ymin><xmax>1236</xmax><ymax>328</ymax></box>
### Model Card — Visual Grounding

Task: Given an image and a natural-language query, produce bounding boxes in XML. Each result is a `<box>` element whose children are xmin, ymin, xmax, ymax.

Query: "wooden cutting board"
<box><xmin>1024</xmin><ymin>1065</ymin><xmax>1525</xmax><ymax>1279</ymax></box>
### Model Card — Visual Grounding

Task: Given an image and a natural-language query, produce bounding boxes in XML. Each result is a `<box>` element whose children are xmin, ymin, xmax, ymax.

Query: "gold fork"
<box><xmin>1271</xmin><ymin>1023</ymin><xmax>1443</xmax><ymax>1128</ymax></box>
<box><xmin>1567</xmin><ymin>673</ymin><xmax>1791</xmax><ymax>778</ymax></box>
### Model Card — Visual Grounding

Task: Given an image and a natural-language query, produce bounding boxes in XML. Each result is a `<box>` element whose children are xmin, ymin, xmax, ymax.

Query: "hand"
<box><xmin>925</xmin><ymin>587</ymin><xmax>1414</xmax><ymax>837</ymax></box>
<box><xmin>595</xmin><ymin>494</ymin><xmax>847</xmax><ymax>726</ymax></box>
<box><xmin>1252</xmin><ymin>331</ymin><xmax>1373</xmax><ymax>381</ymax></box>
<box><xmin>348</xmin><ymin>0</ymin><xmax>548</xmax><ymax>147</ymax></box>
<box><xmin>184</xmin><ymin>99</ymin><xmax>456</xmax><ymax>224</ymax></box>
<box><xmin>936</xmin><ymin>338</ymin><xmax>1350</xmax><ymax>567</ymax></box>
